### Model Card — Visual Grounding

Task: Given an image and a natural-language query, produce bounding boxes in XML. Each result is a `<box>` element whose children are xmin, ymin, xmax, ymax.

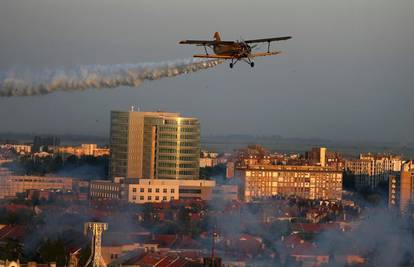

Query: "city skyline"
<box><xmin>2</xmin><ymin>1</ymin><xmax>414</xmax><ymax>266</ymax></box>
<box><xmin>0</xmin><ymin>0</ymin><xmax>413</xmax><ymax>143</ymax></box>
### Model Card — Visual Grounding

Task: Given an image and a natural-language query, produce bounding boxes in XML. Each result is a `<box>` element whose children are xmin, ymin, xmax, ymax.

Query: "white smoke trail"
<box><xmin>0</xmin><ymin>58</ymin><xmax>223</xmax><ymax>97</ymax></box>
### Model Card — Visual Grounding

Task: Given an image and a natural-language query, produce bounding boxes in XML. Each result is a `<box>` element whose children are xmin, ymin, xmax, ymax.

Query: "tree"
<box><xmin>343</xmin><ymin>171</ymin><xmax>356</xmax><ymax>190</ymax></box>
<box><xmin>0</xmin><ymin>238</ymin><xmax>25</xmax><ymax>260</ymax></box>
<box><xmin>177</xmin><ymin>206</ymin><xmax>190</xmax><ymax>228</ymax></box>
<box><xmin>78</xmin><ymin>245</ymin><xmax>91</xmax><ymax>267</ymax></box>
<box><xmin>37</xmin><ymin>238</ymin><xmax>67</xmax><ymax>266</ymax></box>
<box><xmin>50</xmin><ymin>155</ymin><xmax>64</xmax><ymax>172</ymax></box>
<box><xmin>199</xmin><ymin>164</ymin><xmax>226</xmax><ymax>180</ymax></box>
<box><xmin>0</xmin><ymin>208</ymin><xmax>34</xmax><ymax>226</ymax></box>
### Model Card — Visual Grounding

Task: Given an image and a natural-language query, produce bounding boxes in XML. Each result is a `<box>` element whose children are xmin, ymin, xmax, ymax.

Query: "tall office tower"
<box><xmin>109</xmin><ymin>109</ymin><xmax>200</xmax><ymax>180</ymax></box>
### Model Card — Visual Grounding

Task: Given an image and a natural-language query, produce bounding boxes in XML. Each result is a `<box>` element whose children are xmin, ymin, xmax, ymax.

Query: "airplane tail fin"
<box><xmin>214</xmin><ymin>32</ymin><xmax>221</xmax><ymax>42</ymax></box>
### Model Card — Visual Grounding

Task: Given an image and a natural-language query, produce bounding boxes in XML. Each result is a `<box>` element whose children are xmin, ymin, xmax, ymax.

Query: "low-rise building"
<box><xmin>55</xmin><ymin>144</ymin><xmax>110</xmax><ymax>158</ymax></box>
<box><xmin>199</xmin><ymin>157</ymin><xmax>219</xmax><ymax>168</ymax></box>
<box><xmin>0</xmin><ymin>175</ymin><xmax>73</xmax><ymax>199</ymax></box>
<box><xmin>1</xmin><ymin>144</ymin><xmax>32</xmax><ymax>155</ymax></box>
<box><xmin>213</xmin><ymin>184</ymin><xmax>239</xmax><ymax>201</ymax></box>
<box><xmin>90</xmin><ymin>180</ymin><xmax>126</xmax><ymax>200</ymax></box>
<box><xmin>90</xmin><ymin>178</ymin><xmax>215</xmax><ymax>204</ymax></box>
<box><xmin>127</xmin><ymin>179</ymin><xmax>179</xmax><ymax>203</ymax></box>
<box><xmin>128</xmin><ymin>179</ymin><xmax>215</xmax><ymax>203</ymax></box>
<box><xmin>199</xmin><ymin>151</ymin><xmax>220</xmax><ymax>168</ymax></box>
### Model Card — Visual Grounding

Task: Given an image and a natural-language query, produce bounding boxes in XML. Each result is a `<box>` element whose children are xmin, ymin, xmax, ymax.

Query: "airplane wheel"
<box><xmin>229</xmin><ymin>63</ymin><xmax>234</xmax><ymax>68</ymax></box>
<box><xmin>250</xmin><ymin>62</ymin><xmax>255</xmax><ymax>68</ymax></box>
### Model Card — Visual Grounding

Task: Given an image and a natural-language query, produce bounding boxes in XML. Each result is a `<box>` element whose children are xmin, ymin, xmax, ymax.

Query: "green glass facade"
<box><xmin>109</xmin><ymin>110</ymin><xmax>200</xmax><ymax>180</ymax></box>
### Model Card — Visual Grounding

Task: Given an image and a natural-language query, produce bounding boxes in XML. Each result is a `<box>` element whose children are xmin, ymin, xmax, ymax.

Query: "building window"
<box><xmin>140</xmin><ymin>196</ymin><xmax>144</xmax><ymax>200</ymax></box>
<box><xmin>156</xmin><ymin>188</ymin><xmax>160</xmax><ymax>193</ymax></box>
<box><xmin>132</xmin><ymin>196</ymin><xmax>136</xmax><ymax>200</ymax></box>
<box><xmin>148</xmin><ymin>196</ymin><xmax>152</xmax><ymax>200</ymax></box>
<box><xmin>170</xmin><ymin>196</ymin><xmax>174</xmax><ymax>200</ymax></box>
<box><xmin>148</xmin><ymin>188</ymin><xmax>152</xmax><ymax>193</ymax></box>
<box><xmin>132</xmin><ymin>188</ymin><xmax>137</xmax><ymax>193</ymax></box>
<box><xmin>163</xmin><ymin>196</ymin><xmax>167</xmax><ymax>201</ymax></box>
<box><xmin>163</xmin><ymin>188</ymin><xmax>167</xmax><ymax>193</ymax></box>
<box><xmin>179</xmin><ymin>188</ymin><xmax>201</xmax><ymax>194</ymax></box>
<box><xmin>171</xmin><ymin>189</ymin><xmax>175</xmax><ymax>193</ymax></box>
<box><xmin>155</xmin><ymin>196</ymin><xmax>159</xmax><ymax>200</ymax></box>
<box><xmin>140</xmin><ymin>188</ymin><xmax>144</xmax><ymax>192</ymax></box>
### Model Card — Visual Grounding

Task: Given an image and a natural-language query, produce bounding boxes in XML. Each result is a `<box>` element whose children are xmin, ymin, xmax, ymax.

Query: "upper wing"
<box><xmin>193</xmin><ymin>54</ymin><xmax>235</xmax><ymax>59</ymax></box>
<box><xmin>179</xmin><ymin>40</ymin><xmax>235</xmax><ymax>45</ymax></box>
<box><xmin>244</xmin><ymin>36</ymin><xmax>292</xmax><ymax>44</ymax></box>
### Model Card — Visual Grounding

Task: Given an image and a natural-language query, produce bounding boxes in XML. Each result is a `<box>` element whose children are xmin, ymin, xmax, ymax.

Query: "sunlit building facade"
<box><xmin>56</xmin><ymin>144</ymin><xmax>110</xmax><ymax>157</ymax></box>
<box><xmin>240</xmin><ymin>165</ymin><xmax>343</xmax><ymax>202</ymax></box>
<box><xmin>109</xmin><ymin>109</ymin><xmax>200</xmax><ymax>180</ymax></box>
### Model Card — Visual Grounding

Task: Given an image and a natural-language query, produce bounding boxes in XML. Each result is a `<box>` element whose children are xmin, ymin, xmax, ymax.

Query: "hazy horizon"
<box><xmin>1</xmin><ymin>0</ymin><xmax>413</xmax><ymax>143</ymax></box>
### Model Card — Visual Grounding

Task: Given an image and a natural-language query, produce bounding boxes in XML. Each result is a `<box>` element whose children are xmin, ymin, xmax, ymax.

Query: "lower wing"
<box><xmin>193</xmin><ymin>51</ymin><xmax>282</xmax><ymax>59</ymax></box>
<box><xmin>249</xmin><ymin>51</ymin><xmax>282</xmax><ymax>58</ymax></box>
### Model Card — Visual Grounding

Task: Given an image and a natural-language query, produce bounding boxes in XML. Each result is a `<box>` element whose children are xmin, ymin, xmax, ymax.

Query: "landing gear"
<box><xmin>230</xmin><ymin>58</ymin><xmax>237</xmax><ymax>69</ymax></box>
<box><xmin>228</xmin><ymin>58</ymin><xmax>254</xmax><ymax>68</ymax></box>
<box><xmin>245</xmin><ymin>57</ymin><xmax>255</xmax><ymax>68</ymax></box>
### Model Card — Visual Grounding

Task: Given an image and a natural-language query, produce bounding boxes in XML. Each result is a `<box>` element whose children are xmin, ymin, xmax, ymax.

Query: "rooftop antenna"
<box><xmin>130</xmin><ymin>105</ymin><xmax>135</xmax><ymax>112</ymax></box>
<box><xmin>84</xmin><ymin>222</ymin><xmax>108</xmax><ymax>267</ymax></box>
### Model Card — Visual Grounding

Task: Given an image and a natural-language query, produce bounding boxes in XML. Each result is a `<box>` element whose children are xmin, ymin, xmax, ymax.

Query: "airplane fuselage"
<box><xmin>213</xmin><ymin>43</ymin><xmax>249</xmax><ymax>58</ymax></box>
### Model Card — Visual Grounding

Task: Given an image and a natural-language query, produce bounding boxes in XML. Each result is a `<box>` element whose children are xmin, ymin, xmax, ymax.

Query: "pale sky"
<box><xmin>0</xmin><ymin>0</ymin><xmax>413</xmax><ymax>143</ymax></box>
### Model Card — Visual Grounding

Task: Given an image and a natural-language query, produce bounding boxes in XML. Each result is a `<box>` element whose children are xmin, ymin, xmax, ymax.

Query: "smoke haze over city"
<box><xmin>2</xmin><ymin>1</ymin><xmax>414</xmax><ymax>267</ymax></box>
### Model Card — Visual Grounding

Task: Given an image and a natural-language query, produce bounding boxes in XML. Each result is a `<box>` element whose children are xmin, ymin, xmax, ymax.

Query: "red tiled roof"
<box><xmin>149</xmin><ymin>234</ymin><xmax>178</xmax><ymax>248</ymax></box>
<box><xmin>0</xmin><ymin>225</ymin><xmax>27</xmax><ymax>241</ymax></box>
<box><xmin>167</xmin><ymin>257</ymin><xmax>194</xmax><ymax>267</ymax></box>
<box><xmin>292</xmin><ymin>223</ymin><xmax>339</xmax><ymax>233</ymax></box>
<box><xmin>138</xmin><ymin>254</ymin><xmax>163</xmax><ymax>265</ymax></box>
<box><xmin>174</xmin><ymin>235</ymin><xmax>201</xmax><ymax>249</ymax></box>
<box><xmin>190</xmin><ymin>213</ymin><xmax>201</xmax><ymax>221</ymax></box>
<box><xmin>1</xmin><ymin>204</ymin><xmax>31</xmax><ymax>213</ymax></box>
<box><xmin>223</xmin><ymin>234</ymin><xmax>263</xmax><ymax>255</ymax></box>
<box><xmin>283</xmin><ymin>234</ymin><xmax>316</xmax><ymax>255</ymax></box>
<box><xmin>129</xmin><ymin>253</ymin><xmax>197</xmax><ymax>267</ymax></box>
